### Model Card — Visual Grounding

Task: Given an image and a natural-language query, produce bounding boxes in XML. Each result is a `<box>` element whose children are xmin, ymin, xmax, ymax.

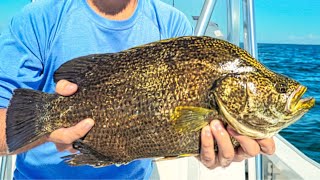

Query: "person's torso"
<box><xmin>12</xmin><ymin>0</ymin><xmax>192</xmax><ymax>179</ymax></box>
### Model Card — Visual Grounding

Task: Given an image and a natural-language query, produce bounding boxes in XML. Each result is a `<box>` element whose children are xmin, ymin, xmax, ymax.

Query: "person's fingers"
<box><xmin>200</xmin><ymin>125</ymin><xmax>217</xmax><ymax>169</ymax></box>
<box><xmin>211</xmin><ymin>120</ymin><xmax>234</xmax><ymax>167</ymax></box>
<box><xmin>233</xmin><ymin>146</ymin><xmax>251</xmax><ymax>162</ymax></box>
<box><xmin>227</xmin><ymin>126</ymin><xmax>260</xmax><ymax>157</ymax></box>
<box><xmin>48</xmin><ymin>118</ymin><xmax>94</xmax><ymax>144</ymax></box>
<box><xmin>256</xmin><ymin>137</ymin><xmax>275</xmax><ymax>155</ymax></box>
<box><xmin>55</xmin><ymin>80</ymin><xmax>78</xmax><ymax>96</ymax></box>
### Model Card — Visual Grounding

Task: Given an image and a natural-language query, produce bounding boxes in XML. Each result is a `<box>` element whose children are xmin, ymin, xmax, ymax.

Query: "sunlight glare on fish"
<box><xmin>220</xmin><ymin>58</ymin><xmax>254</xmax><ymax>73</ymax></box>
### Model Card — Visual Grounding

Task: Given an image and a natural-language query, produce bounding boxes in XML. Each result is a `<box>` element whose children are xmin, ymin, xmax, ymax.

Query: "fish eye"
<box><xmin>276</xmin><ymin>83</ymin><xmax>287</xmax><ymax>93</ymax></box>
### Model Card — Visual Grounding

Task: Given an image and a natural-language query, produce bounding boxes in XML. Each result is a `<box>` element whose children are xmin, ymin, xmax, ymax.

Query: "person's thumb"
<box><xmin>48</xmin><ymin>118</ymin><xmax>94</xmax><ymax>144</ymax></box>
<box><xmin>56</xmin><ymin>79</ymin><xmax>78</xmax><ymax>96</ymax></box>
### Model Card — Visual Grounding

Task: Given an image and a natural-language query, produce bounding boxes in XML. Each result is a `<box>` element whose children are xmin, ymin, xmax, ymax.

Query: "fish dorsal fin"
<box><xmin>171</xmin><ymin>106</ymin><xmax>217</xmax><ymax>133</ymax></box>
<box><xmin>54</xmin><ymin>54</ymin><xmax>110</xmax><ymax>86</ymax></box>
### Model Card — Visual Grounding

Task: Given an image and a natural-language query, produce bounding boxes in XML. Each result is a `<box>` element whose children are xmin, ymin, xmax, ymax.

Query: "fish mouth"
<box><xmin>286</xmin><ymin>85</ymin><xmax>315</xmax><ymax>114</ymax></box>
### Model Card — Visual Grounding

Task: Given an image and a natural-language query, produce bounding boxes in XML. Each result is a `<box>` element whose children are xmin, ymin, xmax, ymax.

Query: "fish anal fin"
<box><xmin>153</xmin><ymin>154</ymin><xmax>199</xmax><ymax>162</ymax></box>
<box><xmin>178</xmin><ymin>153</ymin><xmax>199</xmax><ymax>157</ymax></box>
<box><xmin>170</xmin><ymin>106</ymin><xmax>217</xmax><ymax>133</ymax></box>
<box><xmin>62</xmin><ymin>140</ymin><xmax>114</xmax><ymax>168</ymax></box>
<box><xmin>153</xmin><ymin>156</ymin><xmax>179</xmax><ymax>162</ymax></box>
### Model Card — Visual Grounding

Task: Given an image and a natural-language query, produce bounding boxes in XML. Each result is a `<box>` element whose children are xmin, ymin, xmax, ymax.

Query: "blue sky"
<box><xmin>1</xmin><ymin>0</ymin><xmax>319</xmax><ymax>44</ymax></box>
<box><xmin>255</xmin><ymin>0</ymin><xmax>320</xmax><ymax>45</ymax></box>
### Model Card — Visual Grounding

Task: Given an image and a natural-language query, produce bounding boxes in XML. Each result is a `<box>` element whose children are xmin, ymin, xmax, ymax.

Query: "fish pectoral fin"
<box><xmin>171</xmin><ymin>106</ymin><xmax>217</xmax><ymax>133</ymax></box>
<box><xmin>62</xmin><ymin>140</ymin><xmax>113</xmax><ymax>168</ymax></box>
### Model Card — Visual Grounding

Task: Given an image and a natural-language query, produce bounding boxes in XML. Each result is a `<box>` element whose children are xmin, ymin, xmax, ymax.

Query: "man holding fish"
<box><xmin>0</xmin><ymin>0</ymin><xmax>275</xmax><ymax>179</ymax></box>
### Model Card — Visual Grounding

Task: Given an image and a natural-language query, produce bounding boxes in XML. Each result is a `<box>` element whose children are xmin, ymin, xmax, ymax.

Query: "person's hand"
<box><xmin>227</xmin><ymin>126</ymin><xmax>275</xmax><ymax>162</ymax></box>
<box><xmin>199</xmin><ymin>120</ymin><xmax>275</xmax><ymax>169</ymax></box>
<box><xmin>48</xmin><ymin>80</ymin><xmax>94</xmax><ymax>152</ymax></box>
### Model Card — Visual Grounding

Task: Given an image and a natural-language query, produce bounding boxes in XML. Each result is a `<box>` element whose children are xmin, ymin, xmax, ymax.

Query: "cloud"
<box><xmin>288</xmin><ymin>34</ymin><xmax>320</xmax><ymax>44</ymax></box>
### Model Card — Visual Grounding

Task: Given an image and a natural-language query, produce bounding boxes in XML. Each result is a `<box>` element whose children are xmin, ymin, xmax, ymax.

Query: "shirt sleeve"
<box><xmin>154</xmin><ymin>2</ymin><xmax>194</xmax><ymax>39</ymax></box>
<box><xmin>167</xmin><ymin>9</ymin><xmax>194</xmax><ymax>37</ymax></box>
<box><xmin>0</xmin><ymin>7</ymin><xmax>46</xmax><ymax>108</ymax></box>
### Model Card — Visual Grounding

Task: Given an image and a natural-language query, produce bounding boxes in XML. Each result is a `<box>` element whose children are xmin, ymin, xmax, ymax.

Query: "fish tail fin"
<box><xmin>6</xmin><ymin>88</ymin><xmax>59</xmax><ymax>153</ymax></box>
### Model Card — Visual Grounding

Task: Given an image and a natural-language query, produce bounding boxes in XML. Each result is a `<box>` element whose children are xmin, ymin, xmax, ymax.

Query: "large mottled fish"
<box><xmin>6</xmin><ymin>36</ymin><xmax>315</xmax><ymax>167</ymax></box>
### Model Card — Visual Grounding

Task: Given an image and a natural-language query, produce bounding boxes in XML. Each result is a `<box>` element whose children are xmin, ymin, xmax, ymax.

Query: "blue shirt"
<box><xmin>0</xmin><ymin>0</ymin><xmax>193</xmax><ymax>179</ymax></box>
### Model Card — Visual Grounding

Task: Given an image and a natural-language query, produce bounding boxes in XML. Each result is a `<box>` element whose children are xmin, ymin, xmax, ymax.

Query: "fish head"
<box><xmin>213</xmin><ymin>72</ymin><xmax>315</xmax><ymax>138</ymax></box>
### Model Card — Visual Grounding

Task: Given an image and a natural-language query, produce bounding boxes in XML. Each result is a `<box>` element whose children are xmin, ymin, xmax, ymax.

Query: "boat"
<box><xmin>1</xmin><ymin>0</ymin><xmax>320</xmax><ymax>179</ymax></box>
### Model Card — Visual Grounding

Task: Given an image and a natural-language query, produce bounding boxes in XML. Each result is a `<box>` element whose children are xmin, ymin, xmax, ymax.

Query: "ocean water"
<box><xmin>257</xmin><ymin>43</ymin><xmax>320</xmax><ymax>163</ymax></box>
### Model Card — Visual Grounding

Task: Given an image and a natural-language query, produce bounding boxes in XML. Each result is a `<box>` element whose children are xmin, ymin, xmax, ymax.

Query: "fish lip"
<box><xmin>286</xmin><ymin>85</ymin><xmax>315</xmax><ymax>113</ymax></box>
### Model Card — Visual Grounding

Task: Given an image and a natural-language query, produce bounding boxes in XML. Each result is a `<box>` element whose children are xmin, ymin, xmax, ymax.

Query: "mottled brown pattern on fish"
<box><xmin>7</xmin><ymin>36</ymin><xmax>314</xmax><ymax>166</ymax></box>
<box><xmin>54</xmin><ymin>43</ymin><xmax>213</xmax><ymax>161</ymax></box>
<box><xmin>50</xmin><ymin>37</ymin><xmax>238</xmax><ymax>163</ymax></box>
<box><xmin>51</xmin><ymin>36</ymin><xmax>304</xmax><ymax>164</ymax></box>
